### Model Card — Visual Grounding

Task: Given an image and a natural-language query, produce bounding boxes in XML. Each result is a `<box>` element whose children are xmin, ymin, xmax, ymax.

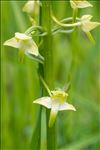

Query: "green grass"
<box><xmin>1</xmin><ymin>1</ymin><xmax>100</xmax><ymax>150</ymax></box>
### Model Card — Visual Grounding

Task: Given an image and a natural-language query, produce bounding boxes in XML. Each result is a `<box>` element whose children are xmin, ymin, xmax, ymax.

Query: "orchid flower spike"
<box><xmin>70</xmin><ymin>0</ymin><xmax>93</xmax><ymax>9</ymax></box>
<box><xmin>4</xmin><ymin>32</ymin><xmax>39</xmax><ymax>63</ymax></box>
<box><xmin>33</xmin><ymin>90</ymin><xmax>76</xmax><ymax>128</ymax></box>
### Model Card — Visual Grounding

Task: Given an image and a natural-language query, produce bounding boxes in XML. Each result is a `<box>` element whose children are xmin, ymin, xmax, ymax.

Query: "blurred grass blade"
<box><xmin>30</xmin><ymin>107</ymin><xmax>42</xmax><ymax>150</ymax></box>
<box><xmin>10</xmin><ymin>1</ymin><xmax>27</xmax><ymax>32</ymax></box>
<box><xmin>62</xmin><ymin>133</ymin><xmax>100</xmax><ymax>150</ymax></box>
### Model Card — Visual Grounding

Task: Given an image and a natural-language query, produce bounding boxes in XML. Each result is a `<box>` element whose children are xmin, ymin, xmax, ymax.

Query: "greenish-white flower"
<box><xmin>33</xmin><ymin>90</ymin><xmax>76</xmax><ymax>128</ymax></box>
<box><xmin>23</xmin><ymin>1</ymin><xmax>40</xmax><ymax>18</ymax></box>
<box><xmin>70</xmin><ymin>0</ymin><xmax>93</xmax><ymax>9</ymax></box>
<box><xmin>80</xmin><ymin>15</ymin><xmax>100</xmax><ymax>32</ymax></box>
<box><xmin>4</xmin><ymin>32</ymin><xmax>39</xmax><ymax>62</ymax></box>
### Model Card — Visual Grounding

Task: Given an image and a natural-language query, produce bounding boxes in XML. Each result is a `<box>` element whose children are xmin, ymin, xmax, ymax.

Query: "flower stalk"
<box><xmin>51</xmin><ymin>14</ymin><xmax>81</xmax><ymax>27</ymax></box>
<box><xmin>41</xmin><ymin>1</ymin><xmax>56</xmax><ymax>150</ymax></box>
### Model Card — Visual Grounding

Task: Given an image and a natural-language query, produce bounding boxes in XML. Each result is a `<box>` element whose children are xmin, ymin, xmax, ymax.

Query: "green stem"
<box><xmin>25</xmin><ymin>25</ymin><xmax>47</xmax><ymax>36</ymax></box>
<box><xmin>30</xmin><ymin>2</ymin><xmax>44</xmax><ymax>150</ymax></box>
<box><xmin>72</xmin><ymin>8</ymin><xmax>78</xmax><ymax>23</ymax></box>
<box><xmin>41</xmin><ymin>1</ymin><xmax>56</xmax><ymax>150</ymax></box>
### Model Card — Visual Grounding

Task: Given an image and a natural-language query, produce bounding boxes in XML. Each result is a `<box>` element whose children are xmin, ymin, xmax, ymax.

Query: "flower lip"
<box><xmin>15</xmin><ymin>32</ymin><xmax>32</xmax><ymax>40</ymax></box>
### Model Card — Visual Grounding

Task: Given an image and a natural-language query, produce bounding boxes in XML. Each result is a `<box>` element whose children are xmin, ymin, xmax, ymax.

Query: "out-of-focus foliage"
<box><xmin>1</xmin><ymin>1</ymin><xmax>100</xmax><ymax>150</ymax></box>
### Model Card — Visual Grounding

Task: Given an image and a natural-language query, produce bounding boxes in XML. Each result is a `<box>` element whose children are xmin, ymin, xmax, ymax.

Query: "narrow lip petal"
<box><xmin>33</xmin><ymin>97</ymin><xmax>52</xmax><ymax>109</ymax></box>
<box><xmin>15</xmin><ymin>32</ymin><xmax>32</xmax><ymax>40</ymax></box>
<box><xmin>48</xmin><ymin>101</ymin><xmax>60</xmax><ymax>128</ymax></box>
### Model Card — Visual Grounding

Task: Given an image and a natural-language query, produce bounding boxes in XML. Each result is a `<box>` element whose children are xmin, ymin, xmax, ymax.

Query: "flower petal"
<box><xmin>4</xmin><ymin>37</ymin><xmax>19</xmax><ymax>48</ymax></box>
<box><xmin>49</xmin><ymin>101</ymin><xmax>60</xmax><ymax>128</ymax></box>
<box><xmin>59</xmin><ymin>102</ymin><xmax>76</xmax><ymax>111</ymax></box>
<box><xmin>75</xmin><ymin>1</ymin><xmax>93</xmax><ymax>8</ymax></box>
<box><xmin>15</xmin><ymin>32</ymin><xmax>32</xmax><ymax>40</ymax></box>
<box><xmin>81</xmin><ymin>21</ymin><xmax>100</xmax><ymax>32</ymax></box>
<box><xmin>81</xmin><ymin>15</ymin><xmax>93</xmax><ymax>21</ymax></box>
<box><xmin>22</xmin><ymin>1</ymin><xmax>39</xmax><ymax>17</ymax></box>
<box><xmin>23</xmin><ymin>1</ymin><xmax>35</xmax><ymax>14</ymax></box>
<box><xmin>26</xmin><ymin>40</ymin><xmax>39</xmax><ymax>56</ymax></box>
<box><xmin>81</xmin><ymin>15</ymin><xmax>100</xmax><ymax>32</ymax></box>
<box><xmin>33</xmin><ymin>97</ymin><xmax>52</xmax><ymax>109</ymax></box>
<box><xmin>70</xmin><ymin>0</ymin><xmax>77</xmax><ymax>9</ymax></box>
<box><xmin>70</xmin><ymin>0</ymin><xmax>93</xmax><ymax>9</ymax></box>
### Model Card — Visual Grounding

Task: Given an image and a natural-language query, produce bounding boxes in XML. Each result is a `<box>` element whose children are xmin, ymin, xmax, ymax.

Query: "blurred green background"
<box><xmin>1</xmin><ymin>1</ymin><xmax>100</xmax><ymax>150</ymax></box>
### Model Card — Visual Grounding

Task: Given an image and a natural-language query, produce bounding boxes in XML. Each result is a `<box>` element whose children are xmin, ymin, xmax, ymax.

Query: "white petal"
<box><xmin>33</xmin><ymin>97</ymin><xmax>52</xmax><ymax>109</ymax></box>
<box><xmin>82</xmin><ymin>21</ymin><xmax>100</xmax><ymax>32</ymax></box>
<box><xmin>22</xmin><ymin>1</ymin><xmax>40</xmax><ymax>17</ymax></box>
<box><xmin>23</xmin><ymin>1</ymin><xmax>35</xmax><ymax>14</ymax></box>
<box><xmin>59</xmin><ymin>102</ymin><xmax>76</xmax><ymax>111</ymax></box>
<box><xmin>81</xmin><ymin>15</ymin><xmax>100</xmax><ymax>32</ymax></box>
<box><xmin>70</xmin><ymin>0</ymin><xmax>93</xmax><ymax>9</ymax></box>
<box><xmin>4</xmin><ymin>37</ymin><xmax>19</xmax><ymax>48</ymax></box>
<box><xmin>26</xmin><ymin>40</ymin><xmax>39</xmax><ymax>56</ymax></box>
<box><xmin>70</xmin><ymin>0</ymin><xmax>77</xmax><ymax>9</ymax></box>
<box><xmin>76</xmin><ymin>1</ymin><xmax>93</xmax><ymax>8</ymax></box>
<box><xmin>81</xmin><ymin>15</ymin><xmax>93</xmax><ymax>21</ymax></box>
<box><xmin>15</xmin><ymin>32</ymin><xmax>32</xmax><ymax>40</ymax></box>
